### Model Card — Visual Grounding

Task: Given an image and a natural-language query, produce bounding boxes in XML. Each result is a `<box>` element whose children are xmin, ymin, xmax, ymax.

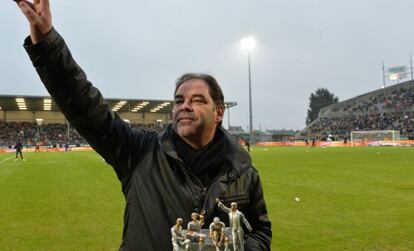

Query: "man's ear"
<box><xmin>215</xmin><ymin>105</ymin><xmax>225</xmax><ymax>123</ymax></box>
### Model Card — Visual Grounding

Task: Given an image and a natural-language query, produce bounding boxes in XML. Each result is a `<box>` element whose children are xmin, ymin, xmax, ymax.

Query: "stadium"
<box><xmin>300</xmin><ymin>79</ymin><xmax>414</xmax><ymax>144</ymax></box>
<box><xmin>3</xmin><ymin>0</ymin><xmax>414</xmax><ymax>249</ymax></box>
<box><xmin>3</xmin><ymin>79</ymin><xmax>411</xmax><ymax>151</ymax></box>
<box><xmin>1</xmin><ymin>78</ymin><xmax>414</xmax><ymax>250</ymax></box>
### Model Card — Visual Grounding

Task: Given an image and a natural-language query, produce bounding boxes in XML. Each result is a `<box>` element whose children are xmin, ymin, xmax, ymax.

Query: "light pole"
<box><xmin>241</xmin><ymin>36</ymin><xmax>256</xmax><ymax>144</ymax></box>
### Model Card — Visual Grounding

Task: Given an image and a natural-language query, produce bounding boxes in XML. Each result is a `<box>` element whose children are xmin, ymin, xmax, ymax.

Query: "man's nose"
<box><xmin>179</xmin><ymin>100</ymin><xmax>193</xmax><ymax>111</ymax></box>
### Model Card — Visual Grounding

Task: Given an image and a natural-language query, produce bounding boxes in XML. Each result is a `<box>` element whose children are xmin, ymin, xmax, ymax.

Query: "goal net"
<box><xmin>350</xmin><ymin>130</ymin><xmax>400</xmax><ymax>146</ymax></box>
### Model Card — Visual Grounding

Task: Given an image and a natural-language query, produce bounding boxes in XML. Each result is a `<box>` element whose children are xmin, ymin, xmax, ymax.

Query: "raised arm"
<box><xmin>14</xmin><ymin>0</ymin><xmax>147</xmax><ymax>182</ymax></box>
<box><xmin>216</xmin><ymin>198</ymin><xmax>231</xmax><ymax>214</ymax></box>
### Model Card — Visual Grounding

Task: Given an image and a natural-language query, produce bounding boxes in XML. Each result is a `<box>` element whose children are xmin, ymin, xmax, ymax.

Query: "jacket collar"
<box><xmin>159</xmin><ymin>124</ymin><xmax>252</xmax><ymax>176</ymax></box>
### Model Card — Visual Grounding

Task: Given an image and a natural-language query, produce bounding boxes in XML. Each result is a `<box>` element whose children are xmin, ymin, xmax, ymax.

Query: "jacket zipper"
<box><xmin>178</xmin><ymin>162</ymin><xmax>206</xmax><ymax>213</ymax></box>
<box><xmin>180</xmin><ymin>161</ymin><xmax>231</xmax><ymax>215</ymax></box>
<box><xmin>197</xmin><ymin>165</ymin><xmax>232</xmax><ymax>215</ymax></box>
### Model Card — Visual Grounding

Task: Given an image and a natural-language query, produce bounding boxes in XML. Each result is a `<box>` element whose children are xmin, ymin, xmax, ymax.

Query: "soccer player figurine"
<box><xmin>171</xmin><ymin>218</ymin><xmax>190</xmax><ymax>251</ymax></box>
<box><xmin>186</xmin><ymin>212</ymin><xmax>206</xmax><ymax>250</ymax></box>
<box><xmin>209</xmin><ymin>217</ymin><xmax>229</xmax><ymax>251</ymax></box>
<box><xmin>216</xmin><ymin>198</ymin><xmax>252</xmax><ymax>251</ymax></box>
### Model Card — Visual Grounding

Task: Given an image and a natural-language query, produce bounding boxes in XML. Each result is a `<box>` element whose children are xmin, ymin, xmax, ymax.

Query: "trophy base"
<box><xmin>182</xmin><ymin>228</ymin><xmax>234</xmax><ymax>251</ymax></box>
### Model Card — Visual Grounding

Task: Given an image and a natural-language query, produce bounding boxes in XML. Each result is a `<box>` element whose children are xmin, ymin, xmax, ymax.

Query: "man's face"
<box><xmin>173</xmin><ymin>79</ymin><xmax>223</xmax><ymax>147</ymax></box>
<box><xmin>231</xmin><ymin>202</ymin><xmax>237</xmax><ymax>211</ymax></box>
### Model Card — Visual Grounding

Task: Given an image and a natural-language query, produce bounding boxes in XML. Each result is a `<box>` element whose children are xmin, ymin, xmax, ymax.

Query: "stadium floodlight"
<box><xmin>16</xmin><ymin>97</ymin><xmax>28</xmax><ymax>110</ymax></box>
<box><xmin>241</xmin><ymin>36</ymin><xmax>256</xmax><ymax>144</ymax></box>
<box><xmin>113</xmin><ymin>101</ymin><xmax>128</xmax><ymax>112</ymax></box>
<box><xmin>241</xmin><ymin>36</ymin><xmax>256</xmax><ymax>51</ymax></box>
<box><xmin>44</xmin><ymin>99</ymin><xmax>52</xmax><ymax>110</ymax></box>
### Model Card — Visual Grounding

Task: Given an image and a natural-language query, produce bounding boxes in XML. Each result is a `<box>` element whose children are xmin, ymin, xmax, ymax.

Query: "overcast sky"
<box><xmin>2</xmin><ymin>0</ymin><xmax>413</xmax><ymax>130</ymax></box>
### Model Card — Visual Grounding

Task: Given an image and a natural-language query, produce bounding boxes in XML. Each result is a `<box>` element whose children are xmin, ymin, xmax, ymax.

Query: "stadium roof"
<box><xmin>0</xmin><ymin>95</ymin><xmax>237</xmax><ymax>113</ymax></box>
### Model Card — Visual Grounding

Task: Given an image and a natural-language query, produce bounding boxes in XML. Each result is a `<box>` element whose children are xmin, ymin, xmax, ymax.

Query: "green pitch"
<box><xmin>1</xmin><ymin>147</ymin><xmax>413</xmax><ymax>250</ymax></box>
<box><xmin>254</xmin><ymin>146</ymin><xmax>414</xmax><ymax>251</ymax></box>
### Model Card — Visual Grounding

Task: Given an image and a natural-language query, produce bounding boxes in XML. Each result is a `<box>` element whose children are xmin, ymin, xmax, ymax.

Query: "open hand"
<box><xmin>15</xmin><ymin>0</ymin><xmax>52</xmax><ymax>44</ymax></box>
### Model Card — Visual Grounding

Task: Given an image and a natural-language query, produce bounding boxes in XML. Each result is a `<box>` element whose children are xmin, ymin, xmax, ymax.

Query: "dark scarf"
<box><xmin>173</xmin><ymin>129</ymin><xmax>228</xmax><ymax>186</ymax></box>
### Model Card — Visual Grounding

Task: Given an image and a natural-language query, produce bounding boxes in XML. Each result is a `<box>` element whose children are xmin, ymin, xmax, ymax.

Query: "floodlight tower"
<box><xmin>241</xmin><ymin>36</ymin><xmax>256</xmax><ymax>144</ymax></box>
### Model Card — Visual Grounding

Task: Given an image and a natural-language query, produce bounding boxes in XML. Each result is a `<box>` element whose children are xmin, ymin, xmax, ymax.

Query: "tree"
<box><xmin>306</xmin><ymin>88</ymin><xmax>339</xmax><ymax>125</ymax></box>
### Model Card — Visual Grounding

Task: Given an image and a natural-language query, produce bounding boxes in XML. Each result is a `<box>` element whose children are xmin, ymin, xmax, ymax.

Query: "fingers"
<box><xmin>18</xmin><ymin>1</ymin><xmax>40</xmax><ymax>26</ymax></box>
<box><xmin>13</xmin><ymin>0</ymin><xmax>24</xmax><ymax>4</ymax></box>
<box><xmin>18</xmin><ymin>0</ymin><xmax>52</xmax><ymax>34</ymax></box>
<box><xmin>40</xmin><ymin>0</ymin><xmax>50</xmax><ymax>11</ymax></box>
<box><xmin>16</xmin><ymin>0</ymin><xmax>35</xmax><ymax>9</ymax></box>
<box><xmin>16</xmin><ymin>0</ymin><xmax>48</xmax><ymax>44</ymax></box>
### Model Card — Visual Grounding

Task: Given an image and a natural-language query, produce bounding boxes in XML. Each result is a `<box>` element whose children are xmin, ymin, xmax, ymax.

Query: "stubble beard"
<box><xmin>174</xmin><ymin>120</ymin><xmax>199</xmax><ymax>140</ymax></box>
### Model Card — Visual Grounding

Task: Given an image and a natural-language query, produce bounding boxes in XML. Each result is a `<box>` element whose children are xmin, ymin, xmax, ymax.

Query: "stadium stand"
<box><xmin>0</xmin><ymin>121</ymin><xmax>84</xmax><ymax>147</ymax></box>
<box><xmin>301</xmin><ymin>80</ymin><xmax>414</xmax><ymax>140</ymax></box>
<box><xmin>0</xmin><ymin>95</ymin><xmax>237</xmax><ymax>148</ymax></box>
<box><xmin>0</xmin><ymin>121</ymin><xmax>170</xmax><ymax>148</ymax></box>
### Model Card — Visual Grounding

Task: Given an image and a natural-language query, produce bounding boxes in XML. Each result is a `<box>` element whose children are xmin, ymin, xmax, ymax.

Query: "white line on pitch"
<box><xmin>0</xmin><ymin>156</ymin><xmax>15</xmax><ymax>164</ymax></box>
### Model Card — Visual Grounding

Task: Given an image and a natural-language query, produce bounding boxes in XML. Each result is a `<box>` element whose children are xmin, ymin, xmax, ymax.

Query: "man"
<box><xmin>209</xmin><ymin>217</ymin><xmax>229</xmax><ymax>251</ymax></box>
<box><xmin>64</xmin><ymin>141</ymin><xmax>69</xmax><ymax>152</ymax></box>
<box><xmin>14</xmin><ymin>139</ymin><xmax>24</xmax><ymax>161</ymax></box>
<box><xmin>15</xmin><ymin>0</ymin><xmax>271</xmax><ymax>250</ymax></box>
<box><xmin>217</xmin><ymin>199</ymin><xmax>252</xmax><ymax>251</ymax></box>
<box><xmin>171</xmin><ymin>218</ymin><xmax>190</xmax><ymax>251</ymax></box>
<box><xmin>35</xmin><ymin>141</ymin><xmax>41</xmax><ymax>152</ymax></box>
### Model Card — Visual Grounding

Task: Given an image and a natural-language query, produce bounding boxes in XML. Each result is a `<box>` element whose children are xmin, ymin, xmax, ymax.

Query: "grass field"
<box><xmin>1</xmin><ymin>147</ymin><xmax>413</xmax><ymax>250</ymax></box>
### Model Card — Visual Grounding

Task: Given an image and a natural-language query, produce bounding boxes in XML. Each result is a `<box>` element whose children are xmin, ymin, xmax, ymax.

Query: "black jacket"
<box><xmin>24</xmin><ymin>28</ymin><xmax>271</xmax><ymax>250</ymax></box>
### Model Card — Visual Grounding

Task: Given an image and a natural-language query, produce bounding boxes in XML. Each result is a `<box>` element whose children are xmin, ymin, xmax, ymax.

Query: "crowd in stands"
<box><xmin>328</xmin><ymin>87</ymin><xmax>414</xmax><ymax>117</ymax></box>
<box><xmin>0</xmin><ymin>121</ymin><xmax>167</xmax><ymax>147</ymax></box>
<box><xmin>309</xmin><ymin>112</ymin><xmax>414</xmax><ymax>138</ymax></box>
<box><xmin>130</xmin><ymin>122</ymin><xmax>166</xmax><ymax>133</ymax></box>
<box><xmin>0</xmin><ymin>121</ymin><xmax>37</xmax><ymax>147</ymax></box>
<box><xmin>308</xmin><ymin>86</ymin><xmax>414</xmax><ymax>139</ymax></box>
<box><xmin>0</xmin><ymin>121</ymin><xmax>85</xmax><ymax>147</ymax></box>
